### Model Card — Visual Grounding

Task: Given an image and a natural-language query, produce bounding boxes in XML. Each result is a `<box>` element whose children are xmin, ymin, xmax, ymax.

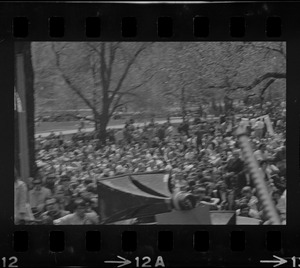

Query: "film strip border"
<box><xmin>1</xmin><ymin>2</ymin><xmax>300</xmax><ymax>267</ymax></box>
<box><xmin>13</xmin><ymin>16</ymin><xmax>282</xmax><ymax>39</ymax></box>
<box><xmin>2</xmin><ymin>2</ymin><xmax>295</xmax><ymax>41</ymax></box>
<box><xmin>9</xmin><ymin>227</ymin><xmax>293</xmax><ymax>267</ymax></box>
<box><xmin>13</xmin><ymin>230</ymin><xmax>282</xmax><ymax>252</ymax></box>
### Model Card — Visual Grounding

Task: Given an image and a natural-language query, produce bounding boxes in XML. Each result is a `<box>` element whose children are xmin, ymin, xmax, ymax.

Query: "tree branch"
<box><xmin>86</xmin><ymin>43</ymin><xmax>100</xmax><ymax>54</ymax></box>
<box><xmin>260</xmin><ymin>79</ymin><xmax>276</xmax><ymax>98</ymax></box>
<box><xmin>244</xmin><ymin>72</ymin><xmax>286</xmax><ymax>91</ymax></box>
<box><xmin>245</xmin><ymin>42</ymin><xmax>286</xmax><ymax>59</ymax></box>
<box><xmin>205</xmin><ymin>72</ymin><xmax>285</xmax><ymax>94</ymax></box>
<box><xmin>90</xmin><ymin>59</ymin><xmax>100</xmax><ymax>109</ymax></box>
<box><xmin>110</xmin><ymin>69</ymin><xmax>157</xmax><ymax>96</ymax></box>
<box><xmin>86</xmin><ymin>42</ymin><xmax>109</xmax><ymax>91</ymax></box>
<box><xmin>109</xmin><ymin>98</ymin><xmax>132</xmax><ymax>118</ymax></box>
<box><xmin>51</xmin><ymin>43</ymin><xmax>100</xmax><ymax>118</ymax></box>
<box><xmin>106</xmin><ymin>42</ymin><xmax>118</xmax><ymax>83</ymax></box>
<box><xmin>100</xmin><ymin>42</ymin><xmax>108</xmax><ymax>92</ymax></box>
<box><xmin>109</xmin><ymin>91</ymin><xmax>138</xmax><ymax>97</ymax></box>
<box><xmin>279</xmin><ymin>42</ymin><xmax>286</xmax><ymax>58</ymax></box>
<box><xmin>109</xmin><ymin>44</ymin><xmax>147</xmax><ymax>102</ymax></box>
<box><xmin>163</xmin><ymin>91</ymin><xmax>178</xmax><ymax>98</ymax></box>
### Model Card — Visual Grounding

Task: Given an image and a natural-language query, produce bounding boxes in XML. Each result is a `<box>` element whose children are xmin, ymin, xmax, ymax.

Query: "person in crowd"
<box><xmin>55</xmin><ymin>175</ymin><xmax>73</xmax><ymax>208</ymax></box>
<box><xmin>272</xmin><ymin>190</ymin><xmax>286</xmax><ymax>223</ymax></box>
<box><xmin>237</xmin><ymin>186</ymin><xmax>259</xmax><ymax>212</ymax></box>
<box><xmin>29</xmin><ymin>103</ymin><xmax>286</xmax><ymax>225</ymax></box>
<box><xmin>29</xmin><ymin>178</ymin><xmax>51</xmax><ymax>217</ymax></box>
<box><xmin>53</xmin><ymin>198</ymin><xmax>99</xmax><ymax>225</ymax></box>
<box><xmin>40</xmin><ymin>198</ymin><xmax>70</xmax><ymax>224</ymax></box>
<box><xmin>236</xmin><ymin>202</ymin><xmax>261</xmax><ymax>220</ymax></box>
<box><xmin>193</xmin><ymin>187</ymin><xmax>219</xmax><ymax>210</ymax></box>
<box><xmin>254</xmin><ymin>144</ymin><xmax>270</xmax><ymax>162</ymax></box>
<box><xmin>181</xmin><ymin>120</ymin><xmax>190</xmax><ymax>137</ymax></box>
<box><xmin>223</xmin><ymin>189</ymin><xmax>236</xmax><ymax>211</ymax></box>
<box><xmin>259</xmin><ymin>160</ymin><xmax>277</xmax><ymax>195</ymax></box>
<box><xmin>254</xmin><ymin>118</ymin><xmax>265</xmax><ymax>139</ymax></box>
<box><xmin>44</xmin><ymin>175</ymin><xmax>56</xmax><ymax>194</ymax></box>
<box><xmin>14</xmin><ymin>171</ymin><xmax>34</xmax><ymax>224</ymax></box>
<box><xmin>225</xmin><ymin>150</ymin><xmax>248</xmax><ymax>198</ymax></box>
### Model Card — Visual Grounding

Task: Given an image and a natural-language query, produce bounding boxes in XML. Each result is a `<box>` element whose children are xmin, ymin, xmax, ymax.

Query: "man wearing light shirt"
<box><xmin>14</xmin><ymin>173</ymin><xmax>34</xmax><ymax>223</ymax></box>
<box><xmin>254</xmin><ymin>119</ymin><xmax>265</xmax><ymax>139</ymax></box>
<box><xmin>29</xmin><ymin>178</ymin><xmax>51</xmax><ymax>215</ymax></box>
<box><xmin>254</xmin><ymin>144</ymin><xmax>269</xmax><ymax>162</ymax></box>
<box><xmin>54</xmin><ymin>198</ymin><xmax>98</xmax><ymax>225</ymax></box>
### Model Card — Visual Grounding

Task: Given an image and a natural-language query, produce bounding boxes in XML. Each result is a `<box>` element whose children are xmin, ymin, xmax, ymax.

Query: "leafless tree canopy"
<box><xmin>32</xmin><ymin>41</ymin><xmax>286</xmax><ymax>142</ymax></box>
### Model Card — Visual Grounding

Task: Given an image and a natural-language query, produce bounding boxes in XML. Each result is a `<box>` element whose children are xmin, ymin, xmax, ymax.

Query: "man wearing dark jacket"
<box><xmin>181</xmin><ymin>120</ymin><xmax>190</xmax><ymax>137</ymax></box>
<box><xmin>225</xmin><ymin>151</ymin><xmax>247</xmax><ymax>198</ymax></box>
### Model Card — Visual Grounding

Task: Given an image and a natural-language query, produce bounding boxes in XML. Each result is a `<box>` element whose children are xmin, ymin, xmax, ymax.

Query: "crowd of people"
<box><xmin>15</xmin><ymin>102</ymin><xmax>286</xmax><ymax>225</ymax></box>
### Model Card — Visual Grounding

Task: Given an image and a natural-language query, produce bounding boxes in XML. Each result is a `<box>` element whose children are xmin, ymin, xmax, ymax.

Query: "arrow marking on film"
<box><xmin>260</xmin><ymin>255</ymin><xmax>288</xmax><ymax>267</ymax></box>
<box><xmin>104</xmin><ymin>255</ymin><xmax>131</xmax><ymax>267</ymax></box>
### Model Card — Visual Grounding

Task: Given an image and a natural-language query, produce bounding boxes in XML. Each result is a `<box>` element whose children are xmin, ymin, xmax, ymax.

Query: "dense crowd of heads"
<box><xmin>15</xmin><ymin>101</ymin><xmax>286</xmax><ymax>225</ymax></box>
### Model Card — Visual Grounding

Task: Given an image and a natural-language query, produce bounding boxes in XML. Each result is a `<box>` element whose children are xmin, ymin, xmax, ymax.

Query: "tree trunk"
<box><xmin>98</xmin><ymin>117</ymin><xmax>109</xmax><ymax>144</ymax></box>
<box><xmin>95</xmin><ymin>117</ymin><xmax>100</xmax><ymax>132</ymax></box>
<box><xmin>97</xmin><ymin>105</ymin><xmax>110</xmax><ymax>145</ymax></box>
<box><xmin>181</xmin><ymin>87</ymin><xmax>186</xmax><ymax>120</ymax></box>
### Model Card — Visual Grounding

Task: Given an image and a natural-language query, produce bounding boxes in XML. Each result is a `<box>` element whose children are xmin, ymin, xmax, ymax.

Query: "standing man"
<box><xmin>195</xmin><ymin>123</ymin><xmax>205</xmax><ymax>150</ymax></box>
<box><xmin>79</xmin><ymin>118</ymin><xmax>85</xmax><ymax>131</ymax></box>
<box><xmin>14</xmin><ymin>170</ymin><xmax>34</xmax><ymax>223</ymax></box>
<box><xmin>29</xmin><ymin>178</ymin><xmax>51</xmax><ymax>216</ymax></box>
<box><xmin>254</xmin><ymin>118</ymin><xmax>265</xmax><ymax>139</ymax></box>
<box><xmin>181</xmin><ymin>120</ymin><xmax>190</xmax><ymax>137</ymax></box>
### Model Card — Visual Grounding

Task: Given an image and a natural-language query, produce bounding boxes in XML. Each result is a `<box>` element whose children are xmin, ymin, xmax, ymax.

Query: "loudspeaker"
<box><xmin>156</xmin><ymin>205</ymin><xmax>211</xmax><ymax>224</ymax></box>
<box><xmin>210</xmin><ymin>211</ymin><xmax>236</xmax><ymax>225</ymax></box>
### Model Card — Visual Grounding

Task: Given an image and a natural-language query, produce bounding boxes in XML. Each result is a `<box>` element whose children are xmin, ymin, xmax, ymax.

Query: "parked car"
<box><xmin>113</xmin><ymin>112</ymin><xmax>122</xmax><ymax>120</ymax></box>
<box><xmin>85</xmin><ymin>115</ymin><xmax>94</xmax><ymax>121</ymax></box>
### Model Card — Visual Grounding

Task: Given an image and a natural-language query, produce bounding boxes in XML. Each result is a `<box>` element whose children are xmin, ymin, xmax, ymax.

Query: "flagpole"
<box><xmin>16</xmin><ymin>54</ymin><xmax>30</xmax><ymax>184</ymax></box>
<box><xmin>14</xmin><ymin>90</ymin><xmax>20</xmax><ymax>175</ymax></box>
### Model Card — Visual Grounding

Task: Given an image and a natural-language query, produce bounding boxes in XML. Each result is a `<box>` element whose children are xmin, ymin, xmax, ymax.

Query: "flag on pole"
<box><xmin>14</xmin><ymin>88</ymin><xmax>23</xmax><ymax>112</ymax></box>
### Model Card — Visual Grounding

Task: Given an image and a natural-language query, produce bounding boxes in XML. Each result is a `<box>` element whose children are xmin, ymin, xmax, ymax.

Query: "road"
<box><xmin>35</xmin><ymin>117</ymin><xmax>185</xmax><ymax>138</ymax></box>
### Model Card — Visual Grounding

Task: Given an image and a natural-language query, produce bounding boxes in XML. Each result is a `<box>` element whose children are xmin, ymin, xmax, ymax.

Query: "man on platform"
<box><xmin>193</xmin><ymin>187</ymin><xmax>219</xmax><ymax>210</ymax></box>
<box><xmin>236</xmin><ymin>202</ymin><xmax>261</xmax><ymax>220</ymax></box>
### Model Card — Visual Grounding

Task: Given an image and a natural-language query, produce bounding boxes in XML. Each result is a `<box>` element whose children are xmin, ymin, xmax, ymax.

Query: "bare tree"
<box><xmin>238</xmin><ymin>42</ymin><xmax>286</xmax><ymax>104</ymax></box>
<box><xmin>197</xmin><ymin>42</ymin><xmax>286</xmax><ymax>111</ymax></box>
<box><xmin>51</xmin><ymin>42</ymin><xmax>154</xmax><ymax>144</ymax></box>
